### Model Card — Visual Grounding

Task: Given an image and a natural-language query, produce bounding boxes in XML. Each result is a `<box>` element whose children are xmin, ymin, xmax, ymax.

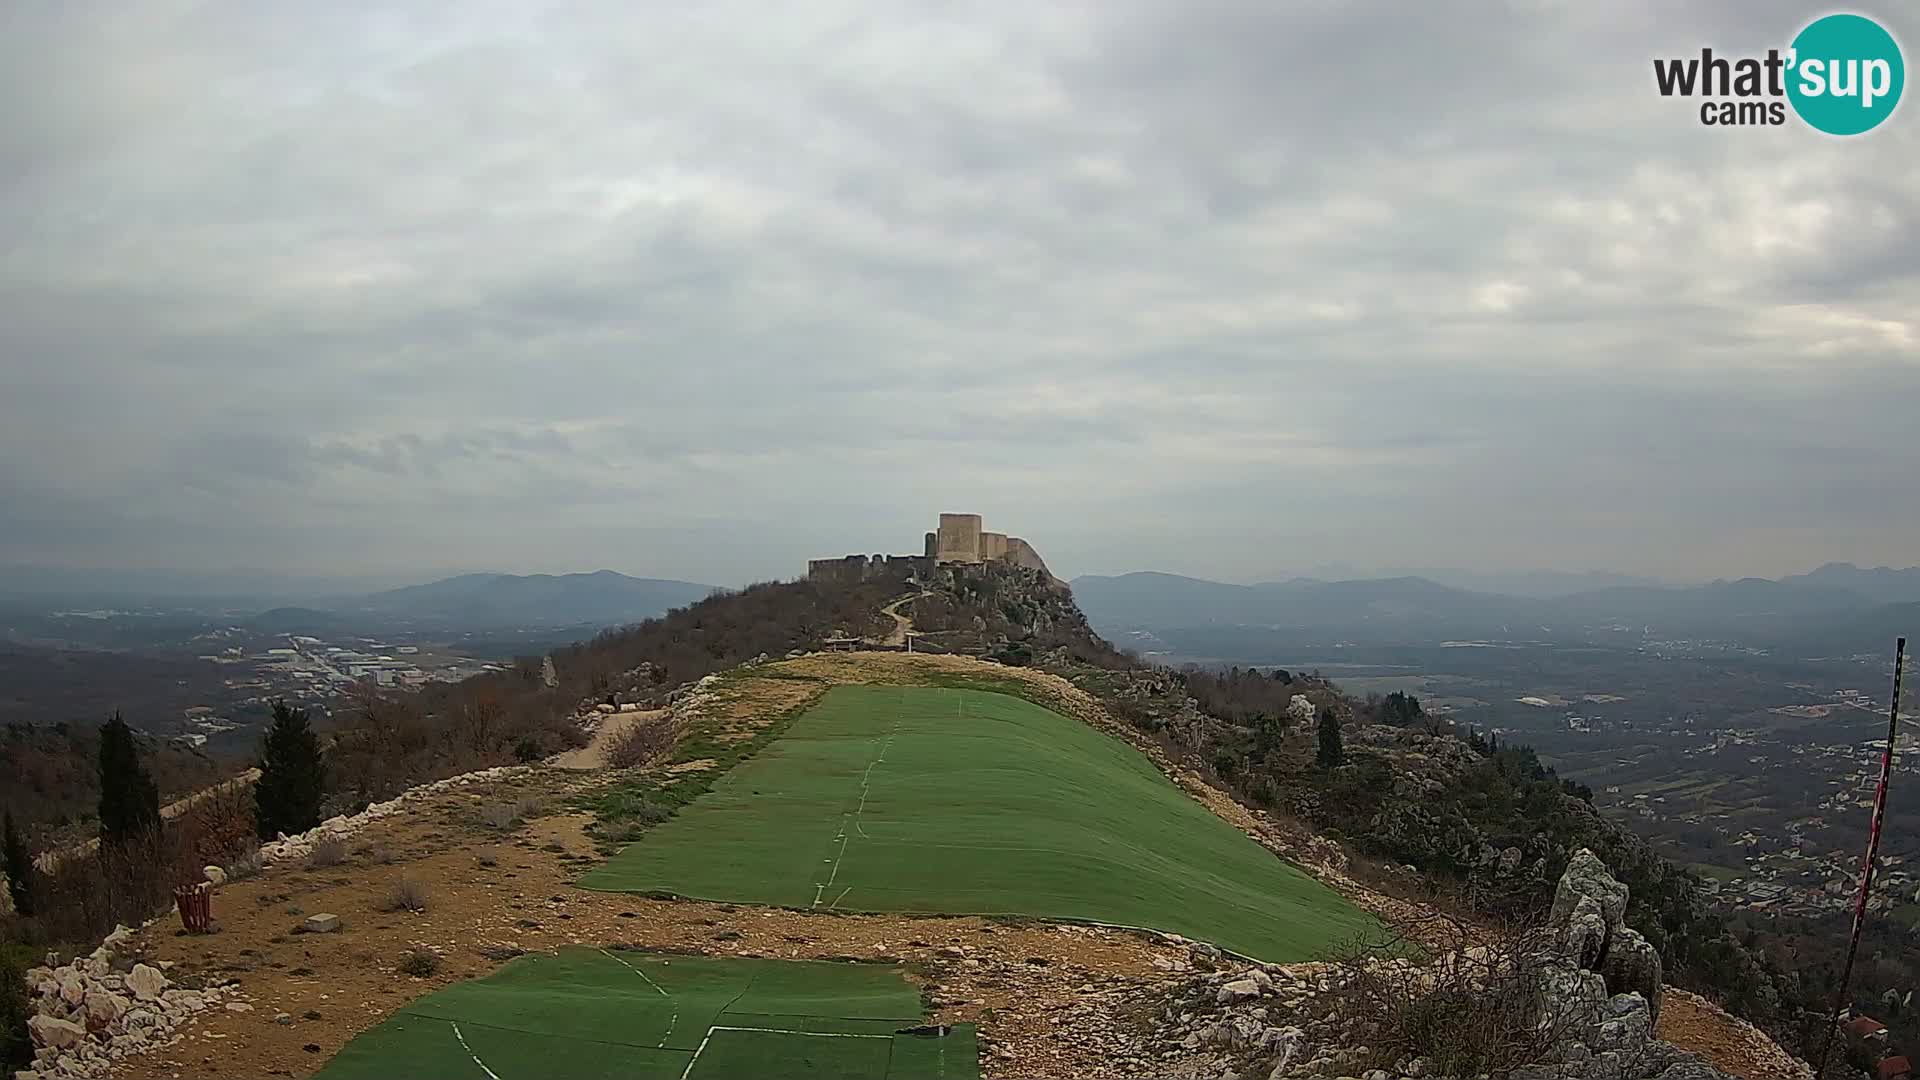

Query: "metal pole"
<box><xmin>1817</xmin><ymin>636</ymin><xmax>1906</xmax><ymax>1076</ymax></box>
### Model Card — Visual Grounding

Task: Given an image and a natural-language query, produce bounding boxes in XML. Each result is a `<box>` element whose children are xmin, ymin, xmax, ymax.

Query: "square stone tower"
<box><xmin>935</xmin><ymin>513</ymin><xmax>984</xmax><ymax>563</ymax></box>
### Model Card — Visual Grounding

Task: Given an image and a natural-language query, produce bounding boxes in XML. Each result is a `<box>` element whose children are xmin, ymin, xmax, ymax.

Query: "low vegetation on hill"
<box><xmin>0</xmin><ymin>557</ymin><xmax>1858</xmax><ymax>1073</ymax></box>
<box><xmin>328</xmin><ymin>571</ymin><xmax>912</xmax><ymax>806</ymax></box>
<box><xmin>1</xmin><ymin>721</ymin><xmax>228</xmax><ymax>835</ymax></box>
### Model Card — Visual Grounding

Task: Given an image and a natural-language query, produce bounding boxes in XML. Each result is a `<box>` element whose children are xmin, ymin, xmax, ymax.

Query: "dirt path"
<box><xmin>876</xmin><ymin>592</ymin><xmax>929</xmax><ymax>647</ymax></box>
<box><xmin>549</xmin><ymin>708</ymin><xmax>668</xmax><ymax>770</ymax></box>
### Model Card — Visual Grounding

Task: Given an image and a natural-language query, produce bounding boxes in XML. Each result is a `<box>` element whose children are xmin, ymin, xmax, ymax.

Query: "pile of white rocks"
<box><xmin>17</xmin><ymin>925</ymin><xmax>243</xmax><ymax>1080</ymax></box>
<box><xmin>256</xmin><ymin>764</ymin><xmax>529</xmax><ymax>863</ymax></box>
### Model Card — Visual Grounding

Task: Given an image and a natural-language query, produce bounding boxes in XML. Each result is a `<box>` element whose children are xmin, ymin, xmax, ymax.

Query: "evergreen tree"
<box><xmin>255</xmin><ymin>701</ymin><xmax>325</xmax><ymax>840</ymax></box>
<box><xmin>3</xmin><ymin>811</ymin><xmax>32</xmax><ymax>917</ymax></box>
<box><xmin>97</xmin><ymin>712</ymin><xmax>160</xmax><ymax>845</ymax></box>
<box><xmin>1315</xmin><ymin>707</ymin><xmax>1345</xmax><ymax>769</ymax></box>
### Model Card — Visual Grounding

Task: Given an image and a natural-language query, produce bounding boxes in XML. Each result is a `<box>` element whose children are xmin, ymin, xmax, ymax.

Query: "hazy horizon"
<box><xmin>6</xmin><ymin>3</ymin><xmax>1917</xmax><ymax>587</ymax></box>
<box><xmin>5</xmin><ymin>554</ymin><xmax>1917</xmax><ymax>603</ymax></box>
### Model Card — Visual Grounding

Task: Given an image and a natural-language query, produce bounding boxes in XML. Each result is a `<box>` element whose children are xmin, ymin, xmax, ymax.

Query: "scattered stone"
<box><xmin>27</xmin><ymin>1016</ymin><xmax>85</xmax><ymax>1050</ymax></box>
<box><xmin>125</xmin><ymin>964</ymin><xmax>167</xmax><ymax>1002</ymax></box>
<box><xmin>302</xmin><ymin>913</ymin><xmax>343</xmax><ymax>934</ymax></box>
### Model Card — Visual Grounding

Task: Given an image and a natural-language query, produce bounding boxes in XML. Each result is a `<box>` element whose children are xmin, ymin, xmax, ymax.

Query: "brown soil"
<box><xmin>550</xmin><ymin>709</ymin><xmax>669</xmax><ymax>770</ymax></box>
<box><xmin>1657</xmin><ymin>988</ymin><xmax>1812</xmax><ymax>1080</ymax></box>
<box><xmin>112</xmin><ymin>769</ymin><xmax>1181</xmax><ymax>1080</ymax></box>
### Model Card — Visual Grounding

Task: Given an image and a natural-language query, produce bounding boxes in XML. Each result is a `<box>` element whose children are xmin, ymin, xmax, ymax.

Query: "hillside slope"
<box><xmin>11</xmin><ymin>559</ymin><xmax>1815</xmax><ymax>1080</ymax></box>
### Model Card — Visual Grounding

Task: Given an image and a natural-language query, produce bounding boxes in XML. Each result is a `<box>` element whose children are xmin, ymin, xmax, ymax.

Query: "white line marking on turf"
<box><xmin>600</xmin><ymin>949</ymin><xmax>677</xmax><ymax>1047</ymax></box>
<box><xmin>680</xmin><ymin>1023</ymin><xmax>895</xmax><ymax>1078</ymax></box>
<box><xmin>828</xmin><ymin>884</ymin><xmax>853</xmax><ymax>910</ymax></box>
<box><xmin>599</xmin><ymin>949</ymin><xmax>670</xmax><ymax>996</ymax></box>
<box><xmin>813</xmin><ymin>718</ymin><xmax>898</xmax><ymax>907</ymax></box>
<box><xmin>451</xmin><ymin>1022</ymin><xmax>504</xmax><ymax>1080</ymax></box>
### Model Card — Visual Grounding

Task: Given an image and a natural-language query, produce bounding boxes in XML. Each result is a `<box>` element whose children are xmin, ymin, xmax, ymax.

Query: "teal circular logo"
<box><xmin>1787</xmin><ymin>14</ymin><xmax>1905</xmax><ymax>135</ymax></box>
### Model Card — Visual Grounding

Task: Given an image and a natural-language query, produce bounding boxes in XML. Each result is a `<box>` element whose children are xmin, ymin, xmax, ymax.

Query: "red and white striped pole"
<box><xmin>1818</xmin><ymin>636</ymin><xmax>1905</xmax><ymax>1076</ymax></box>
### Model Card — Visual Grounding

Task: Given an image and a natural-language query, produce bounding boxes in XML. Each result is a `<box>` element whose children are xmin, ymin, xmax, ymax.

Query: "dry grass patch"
<box><xmin>381</xmin><ymin>876</ymin><xmax>429</xmax><ymax>914</ymax></box>
<box><xmin>306</xmin><ymin>836</ymin><xmax>347</xmax><ymax>869</ymax></box>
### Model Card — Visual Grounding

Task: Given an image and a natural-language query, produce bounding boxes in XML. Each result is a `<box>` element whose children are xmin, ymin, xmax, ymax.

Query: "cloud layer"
<box><xmin>4</xmin><ymin>1</ymin><xmax>1916</xmax><ymax>585</ymax></box>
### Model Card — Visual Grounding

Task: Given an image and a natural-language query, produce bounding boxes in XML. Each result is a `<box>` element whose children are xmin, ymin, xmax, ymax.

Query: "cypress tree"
<box><xmin>97</xmin><ymin>712</ymin><xmax>161</xmax><ymax>845</ymax></box>
<box><xmin>255</xmin><ymin>701</ymin><xmax>325</xmax><ymax>840</ymax></box>
<box><xmin>1316</xmin><ymin>707</ymin><xmax>1345</xmax><ymax>769</ymax></box>
<box><xmin>3</xmin><ymin>811</ymin><xmax>31</xmax><ymax>916</ymax></box>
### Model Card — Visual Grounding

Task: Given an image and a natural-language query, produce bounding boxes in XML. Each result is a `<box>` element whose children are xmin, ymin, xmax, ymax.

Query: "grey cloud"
<box><xmin>1</xmin><ymin>1</ymin><xmax>1917</xmax><ymax>586</ymax></box>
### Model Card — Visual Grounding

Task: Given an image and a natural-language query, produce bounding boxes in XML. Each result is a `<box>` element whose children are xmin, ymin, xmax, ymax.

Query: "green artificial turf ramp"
<box><xmin>581</xmin><ymin>684</ymin><xmax>1376</xmax><ymax>960</ymax></box>
<box><xmin>313</xmin><ymin>950</ymin><xmax>974</xmax><ymax>1080</ymax></box>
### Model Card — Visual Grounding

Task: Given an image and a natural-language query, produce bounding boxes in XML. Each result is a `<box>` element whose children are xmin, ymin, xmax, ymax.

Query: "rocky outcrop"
<box><xmin>17</xmin><ymin>925</ymin><xmax>243</xmax><ymax>1080</ymax></box>
<box><xmin>1135</xmin><ymin>852</ymin><xmax>1774</xmax><ymax>1080</ymax></box>
<box><xmin>1552</xmin><ymin>848</ymin><xmax>1663</xmax><ymax>1022</ymax></box>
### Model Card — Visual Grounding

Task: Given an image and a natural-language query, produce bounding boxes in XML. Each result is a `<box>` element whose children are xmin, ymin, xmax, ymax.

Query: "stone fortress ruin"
<box><xmin>807</xmin><ymin>512</ymin><xmax>1055</xmax><ymax>584</ymax></box>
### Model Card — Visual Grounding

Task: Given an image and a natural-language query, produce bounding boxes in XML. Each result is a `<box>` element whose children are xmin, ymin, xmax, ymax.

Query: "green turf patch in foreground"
<box><xmin>581</xmin><ymin>685</ymin><xmax>1377</xmax><ymax>960</ymax></box>
<box><xmin>313</xmin><ymin>949</ymin><xmax>977</xmax><ymax>1080</ymax></box>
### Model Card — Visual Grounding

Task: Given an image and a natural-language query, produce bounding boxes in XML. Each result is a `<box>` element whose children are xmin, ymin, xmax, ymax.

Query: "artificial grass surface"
<box><xmin>581</xmin><ymin>685</ymin><xmax>1376</xmax><ymax>961</ymax></box>
<box><xmin>313</xmin><ymin>949</ymin><xmax>975</xmax><ymax>1080</ymax></box>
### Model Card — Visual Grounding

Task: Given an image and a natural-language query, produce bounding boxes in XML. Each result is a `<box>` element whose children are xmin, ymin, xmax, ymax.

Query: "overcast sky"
<box><xmin>3</xmin><ymin>1</ymin><xmax>1917</xmax><ymax>588</ymax></box>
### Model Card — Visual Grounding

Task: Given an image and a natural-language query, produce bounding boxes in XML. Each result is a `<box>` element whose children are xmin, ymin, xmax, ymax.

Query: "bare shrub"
<box><xmin>32</xmin><ymin>828</ymin><xmax>192</xmax><ymax>946</ymax></box>
<box><xmin>223</xmin><ymin>847</ymin><xmax>264</xmax><ymax>881</ymax></box>
<box><xmin>305</xmin><ymin>836</ymin><xmax>347</xmax><ymax>869</ymax></box>
<box><xmin>356</xmin><ymin>842</ymin><xmax>396</xmax><ymax>866</ymax></box>
<box><xmin>382</xmin><ymin>876</ymin><xmax>428</xmax><ymax>913</ymax></box>
<box><xmin>477</xmin><ymin>804</ymin><xmax>518</xmax><ymax>830</ymax></box>
<box><xmin>175</xmin><ymin>786</ymin><xmax>257</xmax><ymax>868</ymax></box>
<box><xmin>398</xmin><ymin>946</ymin><xmax>440</xmax><ymax>977</ymax></box>
<box><xmin>1322</xmin><ymin>912</ymin><xmax>1590</xmax><ymax>1077</ymax></box>
<box><xmin>606</xmin><ymin>717</ymin><xmax>682</xmax><ymax>769</ymax></box>
<box><xmin>513</xmin><ymin>796</ymin><xmax>545</xmax><ymax>821</ymax></box>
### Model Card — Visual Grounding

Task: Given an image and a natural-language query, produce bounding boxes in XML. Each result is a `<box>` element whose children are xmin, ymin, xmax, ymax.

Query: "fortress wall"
<box><xmin>925</xmin><ymin>531</ymin><xmax>939</xmax><ymax>559</ymax></box>
<box><xmin>936</xmin><ymin>513</ymin><xmax>983</xmax><ymax>563</ymax></box>
<box><xmin>810</xmin><ymin>554</ymin><xmax>935</xmax><ymax>583</ymax></box>
<box><xmin>1003</xmin><ymin>537</ymin><xmax>1053</xmax><ymax>578</ymax></box>
<box><xmin>808</xmin><ymin>556</ymin><xmax>868</xmax><ymax>584</ymax></box>
<box><xmin>980</xmin><ymin>532</ymin><xmax>1009</xmax><ymax>560</ymax></box>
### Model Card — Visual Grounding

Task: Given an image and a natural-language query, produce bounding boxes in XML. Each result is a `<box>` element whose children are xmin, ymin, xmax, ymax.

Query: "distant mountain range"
<box><xmin>342</xmin><ymin>571</ymin><xmax>720</xmax><ymax>628</ymax></box>
<box><xmin>1069</xmin><ymin>563</ymin><xmax>1919</xmax><ymax>651</ymax></box>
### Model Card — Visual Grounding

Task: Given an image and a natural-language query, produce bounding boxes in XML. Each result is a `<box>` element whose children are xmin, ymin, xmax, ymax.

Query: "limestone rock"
<box><xmin>1562</xmin><ymin>893</ymin><xmax>1610</xmax><ymax>969</ymax></box>
<box><xmin>1216</xmin><ymin>978</ymin><xmax>1263</xmax><ymax>1004</ymax></box>
<box><xmin>26</xmin><ymin>1016</ymin><xmax>85</xmax><ymax>1050</ymax></box>
<box><xmin>1600</xmin><ymin>927</ymin><xmax>1664</xmax><ymax>1022</ymax></box>
<box><xmin>124</xmin><ymin>963</ymin><xmax>166</xmax><ymax>1001</ymax></box>
<box><xmin>203</xmin><ymin>864</ymin><xmax>227</xmax><ymax>887</ymax></box>
<box><xmin>303</xmin><ymin>912</ymin><xmax>343</xmax><ymax>933</ymax></box>
<box><xmin>1552</xmin><ymin>848</ymin><xmax>1629</xmax><ymax>940</ymax></box>
<box><xmin>81</xmin><ymin>991</ymin><xmax>127</xmax><ymax>1030</ymax></box>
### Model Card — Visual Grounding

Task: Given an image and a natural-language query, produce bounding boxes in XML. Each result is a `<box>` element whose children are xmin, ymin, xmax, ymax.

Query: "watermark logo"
<box><xmin>1653</xmin><ymin>12</ymin><xmax>1904</xmax><ymax>134</ymax></box>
